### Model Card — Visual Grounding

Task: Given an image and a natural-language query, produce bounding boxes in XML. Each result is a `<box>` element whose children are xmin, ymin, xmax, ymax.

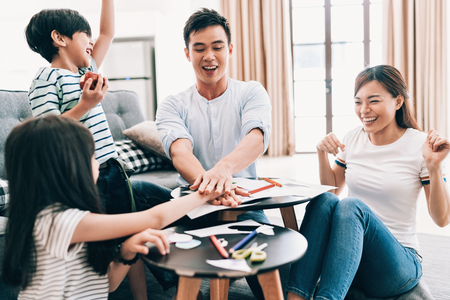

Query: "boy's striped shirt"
<box><xmin>28</xmin><ymin>66</ymin><xmax>117</xmax><ymax>164</ymax></box>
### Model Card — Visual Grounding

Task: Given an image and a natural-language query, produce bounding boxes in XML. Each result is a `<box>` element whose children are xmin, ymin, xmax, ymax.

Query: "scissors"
<box><xmin>231</xmin><ymin>242</ymin><xmax>268</xmax><ymax>262</ymax></box>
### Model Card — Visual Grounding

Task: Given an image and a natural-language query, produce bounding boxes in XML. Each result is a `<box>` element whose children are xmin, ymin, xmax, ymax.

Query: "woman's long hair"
<box><xmin>2</xmin><ymin>116</ymin><xmax>115</xmax><ymax>289</ymax></box>
<box><xmin>354</xmin><ymin>65</ymin><xmax>420</xmax><ymax>130</ymax></box>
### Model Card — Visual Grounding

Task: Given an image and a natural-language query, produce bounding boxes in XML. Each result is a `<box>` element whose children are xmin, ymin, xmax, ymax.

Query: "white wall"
<box><xmin>0</xmin><ymin>0</ymin><xmax>219</xmax><ymax>102</ymax></box>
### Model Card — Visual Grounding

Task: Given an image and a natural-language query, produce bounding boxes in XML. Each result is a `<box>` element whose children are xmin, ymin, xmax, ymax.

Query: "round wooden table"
<box><xmin>142</xmin><ymin>221</ymin><xmax>308</xmax><ymax>300</ymax></box>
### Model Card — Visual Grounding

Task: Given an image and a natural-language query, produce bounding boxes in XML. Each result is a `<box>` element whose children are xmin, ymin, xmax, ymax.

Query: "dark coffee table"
<box><xmin>142</xmin><ymin>221</ymin><xmax>308</xmax><ymax>300</ymax></box>
<box><xmin>172</xmin><ymin>186</ymin><xmax>313</xmax><ymax>231</ymax></box>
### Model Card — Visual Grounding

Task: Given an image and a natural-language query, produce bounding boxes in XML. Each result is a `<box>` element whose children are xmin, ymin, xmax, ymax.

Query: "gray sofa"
<box><xmin>0</xmin><ymin>89</ymin><xmax>178</xmax><ymax>298</ymax></box>
<box><xmin>0</xmin><ymin>89</ymin><xmax>179</xmax><ymax>214</ymax></box>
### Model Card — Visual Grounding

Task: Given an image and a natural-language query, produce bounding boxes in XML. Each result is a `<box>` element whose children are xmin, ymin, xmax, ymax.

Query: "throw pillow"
<box><xmin>122</xmin><ymin>121</ymin><xmax>171</xmax><ymax>162</ymax></box>
<box><xmin>115</xmin><ymin>140</ymin><xmax>173</xmax><ymax>174</ymax></box>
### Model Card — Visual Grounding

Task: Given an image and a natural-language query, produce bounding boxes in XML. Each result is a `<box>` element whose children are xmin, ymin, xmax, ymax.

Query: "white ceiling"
<box><xmin>0</xmin><ymin>0</ymin><xmax>174</xmax><ymax>22</ymax></box>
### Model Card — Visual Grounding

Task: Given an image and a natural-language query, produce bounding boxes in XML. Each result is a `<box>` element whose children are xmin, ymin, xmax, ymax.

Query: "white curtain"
<box><xmin>221</xmin><ymin>0</ymin><xmax>295</xmax><ymax>156</ymax></box>
<box><xmin>383</xmin><ymin>0</ymin><xmax>447</xmax><ymax>135</ymax></box>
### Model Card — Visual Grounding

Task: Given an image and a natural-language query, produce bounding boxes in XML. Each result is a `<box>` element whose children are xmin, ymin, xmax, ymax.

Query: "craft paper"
<box><xmin>185</xmin><ymin>220</ymin><xmax>262</xmax><ymax>237</ymax></box>
<box><xmin>172</xmin><ymin>178</ymin><xmax>336</xmax><ymax>219</ymax></box>
<box><xmin>206</xmin><ymin>259</ymin><xmax>252</xmax><ymax>272</ymax></box>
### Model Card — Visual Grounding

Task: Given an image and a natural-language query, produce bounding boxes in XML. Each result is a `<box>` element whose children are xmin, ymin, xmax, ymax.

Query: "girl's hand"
<box><xmin>208</xmin><ymin>184</ymin><xmax>244</xmax><ymax>208</ymax></box>
<box><xmin>422</xmin><ymin>129</ymin><xmax>450</xmax><ymax>166</ymax></box>
<box><xmin>317</xmin><ymin>133</ymin><xmax>345</xmax><ymax>156</ymax></box>
<box><xmin>120</xmin><ymin>228</ymin><xmax>170</xmax><ymax>260</ymax></box>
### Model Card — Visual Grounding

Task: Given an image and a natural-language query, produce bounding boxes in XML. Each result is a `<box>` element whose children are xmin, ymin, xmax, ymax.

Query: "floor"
<box><xmin>257</xmin><ymin>153</ymin><xmax>450</xmax><ymax>237</ymax></box>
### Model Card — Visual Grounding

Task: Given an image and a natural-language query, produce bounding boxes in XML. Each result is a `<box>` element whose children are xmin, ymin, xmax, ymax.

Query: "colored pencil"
<box><xmin>210</xmin><ymin>235</ymin><xmax>229</xmax><ymax>258</ymax></box>
<box><xmin>229</xmin><ymin>230</ymin><xmax>257</xmax><ymax>254</ymax></box>
<box><xmin>264</xmin><ymin>177</ymin><xmax>283</xmax><ymax>187</ymax></box>
<box><xmin>248</xmin><ymin>183</ymin><xmax>275</xmax><ymax>194</ymax></box>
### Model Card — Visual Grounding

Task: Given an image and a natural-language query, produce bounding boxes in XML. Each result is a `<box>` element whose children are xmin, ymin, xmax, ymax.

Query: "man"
<box><xmin>156</xmin><ymin>8</ymin><xmax>271</xmax><ymax>223</ymax></box>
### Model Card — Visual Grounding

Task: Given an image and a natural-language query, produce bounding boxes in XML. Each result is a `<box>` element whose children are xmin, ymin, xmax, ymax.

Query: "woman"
<box><xmin>287</xmin><ymin>65</ymin><xmax>450</xmax><ymax>300</ymax></box>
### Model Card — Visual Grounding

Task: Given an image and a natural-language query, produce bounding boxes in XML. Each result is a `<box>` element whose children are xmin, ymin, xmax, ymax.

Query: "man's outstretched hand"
<box><xmin>190</xmin><ymin>166</ymin><xmax>249</xmax><ymax>207</ymax></box>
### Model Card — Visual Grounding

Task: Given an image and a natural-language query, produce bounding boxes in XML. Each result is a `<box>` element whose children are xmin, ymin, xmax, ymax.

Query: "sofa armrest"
<box><xmin>0</xmin><ymin>178</ymin><xmax>8</xmax><ymax>213</ymax></box>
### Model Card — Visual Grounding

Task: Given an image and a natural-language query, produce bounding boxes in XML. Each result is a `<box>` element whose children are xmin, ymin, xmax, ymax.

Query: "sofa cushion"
<box><xmin>115</xmin><ymin>140</ymin><xmax>173</xmax><ymax>174</ymax></box>
<box><xmin>0</xmin><ymin>90</ymin><xmax>33</xmax><ymax>180</ymax></box>
<box><xmin>123</xmin><ymin>121</ymin><xmax>170</xmax><ymax>162</ymax></box>
<box><xmin>0</xmin><ymin>90</ymin><xmax>33</xmax><ymax>212</ymax></box>
<box><xmin>101</xmin><ymin>90</ymin><xmax>146</xmax><ymax>141</ymax></box>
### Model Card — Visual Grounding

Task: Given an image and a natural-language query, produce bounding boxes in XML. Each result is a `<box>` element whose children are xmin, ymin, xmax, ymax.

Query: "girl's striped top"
<box><xmin>18</xmin><ymin>206</ymin><xmax>109</xmax><ymax>299</ymax></box>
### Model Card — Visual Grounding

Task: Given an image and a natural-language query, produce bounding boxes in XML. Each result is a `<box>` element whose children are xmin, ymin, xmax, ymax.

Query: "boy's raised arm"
<box><xmin>91</xmin><ymin>0</ymin><xmax>115</xmax><ymax>68</ymax></box>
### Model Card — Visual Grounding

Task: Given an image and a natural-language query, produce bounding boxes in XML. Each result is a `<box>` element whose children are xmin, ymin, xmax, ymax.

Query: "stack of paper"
<box><xmin>172</xmin><ymin>178</ymin><xmax>336</xmax><ymax>219</ymax></box>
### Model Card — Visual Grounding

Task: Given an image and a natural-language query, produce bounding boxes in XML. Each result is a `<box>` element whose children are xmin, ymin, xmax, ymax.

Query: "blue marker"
<box><xmin>229</xmin><ymin>230</ymin><xmax>257</xmax><ymax>254</ymax></box>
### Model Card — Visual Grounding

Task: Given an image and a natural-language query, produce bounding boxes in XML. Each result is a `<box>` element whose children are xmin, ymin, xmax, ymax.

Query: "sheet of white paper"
<box><xmin>272</xmin><ymin>178</ymin><xmax>310</xmax><ymax>186</ymax></box>
<box><xmin>256</xmin><ymin>224</ymin><xmax>274</xmax><ymax>235</ymax></box>
<box><xmin>185</xmin><ymin>200</ymin><xmax>262</xmax><ymax>219</ymax></box>
<box><xmin>239</xmin><ymin>184</ymin><xmax>335</xmax><ymax>201</ymax></box>
<box><xmin>173</xmin><ymin>178</ymin><xmax>336</xmax><ymax>219</ymax></box>
<box><xmin>206</xmin><ymin>259</ymin><xmax>252</xmax><ymax>272</ymax></box>
<box><xmin>185</xmin><ymin>220</ymin><xmax>262</xmax><ymax>237</ymax></box>
<box><xmin>232</xmin><ymin>177</ymin><xmax>272</xmax><ymax>190</ymax></box>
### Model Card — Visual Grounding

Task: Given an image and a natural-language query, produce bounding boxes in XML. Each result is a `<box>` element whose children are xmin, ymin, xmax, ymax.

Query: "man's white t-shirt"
<box><xmin>156</xmin><ymin>78</ymin><xmax>272</xmax><ymax>185</ymax></box>
<box><xmin>336</xmin><ymin>127</ymin><xmax>445</xmax><ymax>250</ymax></box>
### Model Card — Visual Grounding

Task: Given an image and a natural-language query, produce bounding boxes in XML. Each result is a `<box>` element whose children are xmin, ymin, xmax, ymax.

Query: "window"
<box><xmin>291</xmin><ymin>0</ymin><xmax>382</xmax><ymax>152</ymax></box>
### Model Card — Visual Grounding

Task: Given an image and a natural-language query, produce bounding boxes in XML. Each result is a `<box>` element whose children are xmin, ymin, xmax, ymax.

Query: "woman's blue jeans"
<box><xmin>287</xmin><ymin>193</ymin><xmax>422</xmax><ymax>300</ymax></box>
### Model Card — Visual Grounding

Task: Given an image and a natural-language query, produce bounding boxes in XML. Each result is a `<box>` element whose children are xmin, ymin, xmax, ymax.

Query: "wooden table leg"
<box><xmin>177</xmin><ymin>276</ymin><xmax>202</xmax><ymax>300</ymax></box>
<box><xmin>279</xmin><ymin>206</ymin><xmax>298</xmax><ymax>231</ymax></box>
<box><xmin>257</xmin><ymin>269</ymin><xmax>284</xmax><ymax>300</ymax></box>
<box><xmin>210</xmin><ymin>278</ymin><xmax>230</xmax><ymax>300</ymax></box>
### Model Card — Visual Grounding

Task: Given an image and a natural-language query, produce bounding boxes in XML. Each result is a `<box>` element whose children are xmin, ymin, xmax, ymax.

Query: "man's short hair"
<box><xmin>183</xmin><ymin>8</ymin><xmax>231</xmax><ymax>50</ymax></box>
<box><xmin>25</xmin><ymin>9</ymin><xmax>92</xmax><ymax>63</ymax></box>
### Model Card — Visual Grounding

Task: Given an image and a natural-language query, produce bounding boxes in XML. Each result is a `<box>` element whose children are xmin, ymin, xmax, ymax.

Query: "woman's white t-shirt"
<box><xmin>336</xmin><ymin>127</ymin><xmax>444</xmax><ymax>251</ymax></box>
<box><xmin>19</xmin><ymin>206</ymin><xmax>109</xmax><ymax>300</ymax></box>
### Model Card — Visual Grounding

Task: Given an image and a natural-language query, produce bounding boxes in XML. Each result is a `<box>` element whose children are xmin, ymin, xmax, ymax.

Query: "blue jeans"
<box><xmin>97</xmin><ymin>159</ymin><xmax>133</xmax><ymax>214</ymax></box>
<box><xmin>130</xmin><ymin>179</ymin><xmax>173</xmax><ymax>211</ymax></box>
<box><xmin>287</xmin><ymin>193</ymin><xmax>422</xmax><ymax>300</ymax></box>
<box><xmin>97</xmin><ymin>159</ymin><xmax>173</xmax><ymax>214</ymax></box>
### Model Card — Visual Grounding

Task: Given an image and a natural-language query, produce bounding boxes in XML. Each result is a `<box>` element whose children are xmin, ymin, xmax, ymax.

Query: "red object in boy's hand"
<box><xmin>80</xmin><ymin>71</ymin><xmax>102</xmax><ymax>90</ymax></box>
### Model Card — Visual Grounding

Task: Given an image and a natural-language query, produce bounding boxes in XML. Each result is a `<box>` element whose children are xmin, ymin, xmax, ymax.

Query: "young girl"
<box><xmin>287</xmin><ymin>65</ymin><xmax>450</xmax><ymax>300</ymax></box>
<box><xmin>2</xmin><ymin>115</ymin><xmax>223</xmax><ymax>299</ymax></box>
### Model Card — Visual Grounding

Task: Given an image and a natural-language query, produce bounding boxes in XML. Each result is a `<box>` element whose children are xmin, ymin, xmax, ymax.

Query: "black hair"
<box><xmin>354</xmin><ymin>65</ymin><xmax>420</xmax><ymax>130</ymax></box>
<box><xmin>183</xmin><ymin>8</ymin><xmax>231</xmax><ymax>50</ymax></box>
<box><xmin>2</xmin><ymin>116</ymin><xmax>115</xmax><ymax>289</ymax></box>
<box><xmin>25</xmin><ymin>9</ymin><xmax>92</xmax><ymax>63</ymax></box>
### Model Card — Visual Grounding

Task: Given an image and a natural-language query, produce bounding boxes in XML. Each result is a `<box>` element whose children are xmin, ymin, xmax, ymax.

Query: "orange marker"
<box><xmin>264</xmin><ymin>178</ymin><xmax>283</xmax><ymax>187</ymax></box>
<box><xmin>210</xmin><ymin>235</ymin><xmax>229</xmax><ymax>258</ymax></box>
<box><xmin>248</xmin><ymin>183</ymin><xmax>275</xmax><ymax>194</ymax></box>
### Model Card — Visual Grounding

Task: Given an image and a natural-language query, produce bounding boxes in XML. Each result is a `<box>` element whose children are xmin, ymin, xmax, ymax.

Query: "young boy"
<box><xmin>25</xmin><ymin>1</ymin><xmax>174</xmax><ymax>298</ymax></box>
